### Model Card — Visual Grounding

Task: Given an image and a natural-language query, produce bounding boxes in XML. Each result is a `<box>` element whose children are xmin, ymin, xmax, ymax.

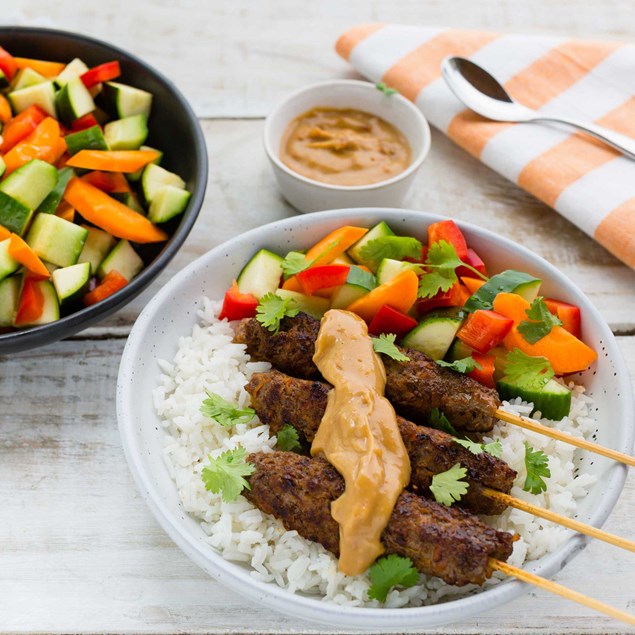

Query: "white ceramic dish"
<box><xmin>263</xmin><ymin>81</ymin><xmax>431</xmax><ymax>213</ymax></box>
<box><xmin>117</xmin><ymin>208</ymin><xmax>634</xmax><ymax>630</ymax></box>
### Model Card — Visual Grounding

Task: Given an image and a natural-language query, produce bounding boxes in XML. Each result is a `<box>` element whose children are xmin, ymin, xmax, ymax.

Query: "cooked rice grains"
<box><xmin>153</xmin><ymin>298</ymin><xmax>597</xmax><ymax>608</ymax></box>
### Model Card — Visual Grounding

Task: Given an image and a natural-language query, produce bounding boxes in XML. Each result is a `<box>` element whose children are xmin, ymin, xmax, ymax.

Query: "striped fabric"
<box><xmin>336</xmin><ymin>25</ymin><xmax>635</xmax><ymax>269</ymax></box>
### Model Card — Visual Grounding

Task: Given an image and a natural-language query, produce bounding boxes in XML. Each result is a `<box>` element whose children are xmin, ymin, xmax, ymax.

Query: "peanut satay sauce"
<box><xmin>310</xmin><ymin>310</ymin><xmax>411</xmax><ymax>576</ymax></box>
<box><xmin>279</xmin><ymin>107</ymin><xmax>411</xmax><ymax>186</ymax></box>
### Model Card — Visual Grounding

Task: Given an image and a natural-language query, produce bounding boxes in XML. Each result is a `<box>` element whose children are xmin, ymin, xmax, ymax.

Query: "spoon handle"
<box><xmin>535</xmin><ymin>115</ymin><xmax>635</xmax><ymax>161</ymax></box>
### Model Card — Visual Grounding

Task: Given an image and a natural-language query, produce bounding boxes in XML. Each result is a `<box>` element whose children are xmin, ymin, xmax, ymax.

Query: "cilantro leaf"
<box><xmin>518</xmin><ymin>297</ymin><xmax>563</xmax><ymax>344</ymax></box>
<box><xmin>375</xmin><ymin>82</ymin><xmax>398</xmax><ymax>96</ymax></box>
<box><xmin>359</xmin><ymin>236</ymin><xmax>423</xmax><ymax>267</ymax></box>
<box><xmin>503</xmin><ymin>348</ymin><xmax>554</xmax><ymax>391</ymax></box>
<box><xmin>368</xmin><ymin>554</ymin><xmax>418</xmax><ymax>601</ymax></box>
<box><xmin>429</xmin><ymin>463</ymin><xmax>469</xmax><ymax>506</ymax></box>
<box><xmin>523</xmin><ymin>442</ymin><xmax>551</xmax><ymax>494</ymax></box>
<box><xmin>280</xmin><ymin>251</ymin><xmax>309</xmax><ymax>279</ymax></box>
<box><xmin>483</xmin><ymin>439</ymin><xmax>503</xmax><ymax>458</ymax></box>
<box><xmin>418</xmin><ymin>240</ymin><xmax>487</xmax><ymax>299</ymax></box>
<box><xmin>276</xmin><ymin>424</ymin><xmax>302</xmax><ymax>452</ymax></box>
<box><xmin>452</xmin><ymin>437</ymin><xmax>484</xmax><ymax>455</ymax></box>
<box><xmin>428</xmin><ymin>407</ymin><xmax>457</xmax><ymax>436</ymax></box>
<box><xmin>255</xmin><ymin>293</ymin><xmax>300</xmax><ymax>333</ymax></box>
<box><xmin>201</xmin><ymin>447</ymin><xmax>255</xmax><ymax>502</ymax></box>
<box><xmin>372</xmin><ymin>333</ymin><xmax>410</xmax><ymax>361</ymax></box>
<box><xmin>200</xmin><ymin>392</ymin><xmax>255</xmax><ymax>427</ymax></box>
<box><xmin>436</xmin><ymin>356</ymin><xmax>482</xmax><ymax>374</ymax></box>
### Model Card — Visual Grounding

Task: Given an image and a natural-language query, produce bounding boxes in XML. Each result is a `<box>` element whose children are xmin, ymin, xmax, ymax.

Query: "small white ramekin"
<box><xmin>264</xmin><ymin>80</ymin><xmax>431</xmax><ymax>213</ymax></box>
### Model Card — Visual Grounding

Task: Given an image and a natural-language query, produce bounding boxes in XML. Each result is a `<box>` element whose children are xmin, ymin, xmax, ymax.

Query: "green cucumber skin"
<box><xmin>236</xmin><ymin>249</ymin><xmax>284</xmax><ymax>298</ymax></box>
<box><xmin>56</xmin><ymin>77</ymin><xmax>95</xmax><ymax>126</ymax></box>
<box><xmin>104</xmin><ymin>114</ymin><xmax>148</xmax><ymax>151</ymax></box>
<box><xmin>346</xmin><ymin>221</ymin><xmax>395</xmax><ymax>269</ymax></box>
<box><xmin>64</xmin><ymin>126</ymin><xmax>109</xmax><ymax>156</ymax></box>
<box><xmin>464</xmin><ymin>270</ymin><xmax>542</xmax><ymax>312</ymax></box>
<box><xmin>52</xmin><ymin>262</ymin><xmax>91</xmax><ymax>309</ymax></box>
<box><xmin>0</xmin><ymin>159</ymin><xmax>59</xmax><ymax>211</ymax></box>
<box><xmin>0</xmin><ymin>192</ymin><xmax>33</xmax><ymax>236</ymax></box>
<box><xmin>0</xmin><ymin>275</ymin><xmax>20</xmax><ymax>326</ymax></box>
<box><xmin>26</xmin><ymin>214</ymin><xmax>88</xmax><ymax>268</ymax></box>
<box><xmin>497</xmin><ymin>378</ymin><xmax>572</xmax><ymax>421</ymax></box>
<box><xmin>38</xmin><ymin>167</ymin><xmax>76</xmax><ymax>214</ymax></box>
<box><xmin>402</xmin><ymin>316</ymin><xmax>463</xmax><ymax>361</ymax></box>
<box><xmin>0</xmin><ymin>239</ymin><xmax>20</xmax><ymax>283</ymax></box>
<box><xmin>329</xmin><ymin>283</ymin><xmax>368</xmax><ymax>309</ymax></box>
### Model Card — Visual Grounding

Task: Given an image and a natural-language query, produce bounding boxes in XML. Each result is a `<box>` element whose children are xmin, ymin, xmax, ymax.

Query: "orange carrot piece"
<box><xmin>461</xmin><ymin>276</ymin><xmax>487</xmax><ymax>294</ymax></box>
<box><xmin>14</xmin><ymin>57</ymin><xmax>66</xmax><ymax>78</ymax></box>
<box><xmin>66</xmin><ymin>149</ymin><xmax>161</xmax><ymax>173</ymax></box>
<box><xmin>346</xmin><ymin>269</ymin><xmax>419</xmax><ymax>323</ymax></box>
<box><xmin>81</xmin><ymin>170</ymin><xmax>131</xmax><ymax>193</ymax></box>
<box><xmin>83</xmin><ymin>270</ymin><xmax>128</xmax><ymax>306</ymax></box>
<box><xmin>305</xmin><ymin>226</ymin><xmax>368</xmax><ymax>266</ymax></box>
<box><xmin>0</xmin><ymin>226</ymin><xmax>11</xmax><ymax>241</ymax></box>
<box><xmin>3</xmin><ymin>117</ymin><xmax>60</xmax><ymax>175</ymax></box>
<box><xmin>64</xmin><ymin>178</ymin><xmax>168</xmax><ymax>243</ymax></box>
<box><xmin>8</xmin><ymin>233</ymin><xmax>50</xmax><ymax>278</ymax></box>
<box><xmin>0</xmin><ymin>105</ymin><xmax>48</xmax><ymax>153</ymax></box>
<box><xmin>281</xmin><ymin>276</ymin><xmax>302</xmax><ymax>292</ymax></box>
<box><xmin>0</xmin><ymin>94</ymin><xmax>11</xmax><ymax>124</ymax></box>
<box><xmin>55</xmin><ymin>201</ymin><xmax>75</xmax><ymax>223</ymax></box>
<box><xmin>492</xmin><ymin>292</ymin><xmax>597</xmax><ymax>374</ymax></box>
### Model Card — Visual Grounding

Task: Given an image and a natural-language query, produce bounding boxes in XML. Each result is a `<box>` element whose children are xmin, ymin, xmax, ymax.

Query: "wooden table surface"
<box><xmin>1</xmin><ymin>2</ymin><xmax>635</xmax><ymax>633</ymax></box>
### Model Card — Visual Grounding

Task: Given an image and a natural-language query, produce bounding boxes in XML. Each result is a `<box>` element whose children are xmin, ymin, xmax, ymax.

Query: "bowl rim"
<box><xmin>263</xmin><ymin>79</ymin><xmax>431</xmax><ymax>192</ymax></box>
<box><xmin>0</xmin><ymin>26</ymin><xmax>208</xmax><ymax>353</ymax></box>
<box><xmin>117</xmin><ymin>207</ymin><xmax>634</xmax><ymax>630</ymax></box>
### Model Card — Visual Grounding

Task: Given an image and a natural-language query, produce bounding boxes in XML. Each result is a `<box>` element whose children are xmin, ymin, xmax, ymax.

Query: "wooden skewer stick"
<box><xmin>496</xmin><ymin>408</ymin><xmax>635</xmax><ymax>468</ymax></box>
<box><xmin>482</xmin><ymin>487</ymin><xmax>635</xmax><ymax>553</ymax></box>
<box><xmin>491</xmin><ymin>558</ymin><xmax>635</xmax><ymax>627</ymax></box>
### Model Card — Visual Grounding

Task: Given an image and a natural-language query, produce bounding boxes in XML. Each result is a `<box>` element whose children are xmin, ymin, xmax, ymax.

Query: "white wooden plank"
<box><xmin>0</xmin><ymin>337</ymin><xmax>634</xmax><ymax>633</ymax></box>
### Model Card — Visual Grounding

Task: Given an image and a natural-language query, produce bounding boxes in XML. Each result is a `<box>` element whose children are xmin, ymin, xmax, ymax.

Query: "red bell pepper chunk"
<box><xmin>457</xmin><ymin>248</ymin><xmax>487</xmax><ymax>277</ymax></box>
<box><xmin>80</xmin><ymin>61</ymin><xmax>121</xmax><ymax>88</ymax></box>
<box><xmin>296</xmin><ymin>264</ymin><xmax>350</xmax><ymax>296</ymax></box>
<box><xmin>0</xmin><ymin>46</ymin><xmax>18</xmax><ymax>82</ymax></box>
<box><xmin>416</xmin><ymin>282</ymin><xmax>470</xmax><ymax>316</ymax></box>
<box><xmin>368</xmin><ymin>304</ymin><xmax>418</xmax><ymax>340</ymax></box>
<box><xmin>14</xmin><ymin>276</ymin><xmax>45</xmax><ymax>326</ymax></box>
<box><xmin>0</xmin><ymin>105</ymin><xmax>48</xmax><ymax>153</ymax></box>
<box><xmin>71</xmin><ymin>113</ymin><xmax>101</xmax><ymax>132</ymax></box>
<box><xmin>83</xmin><ymin>270</ymin><xmax>128</xmax><ymax>306</ymax></box>
<box><xmin>467</xmin><ymin>352</ymin><xmax>496</xmax><ymax>388</ymax></box>
<box><xmin>457</xmin><ymin>309</ymin><xmax>514</xmax><ymax>354</ymax></box>
<box><xmin>427</xmin><ymin>220</ymin><xmax>468</xmax><ymax>261</ymax></box>
<box><xmin>544</xmin><ymin>298</ymin><xmax>582</xmax><ymax>339</ymax></box>
<box><xmin>218</xmin><ymin>281</ymin><xmax>259</xmax><ymax>321</ymax></box>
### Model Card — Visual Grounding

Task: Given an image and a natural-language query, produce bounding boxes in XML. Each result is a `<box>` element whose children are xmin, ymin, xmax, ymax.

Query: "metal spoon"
<box><xmin>441</xmin><ymin>56</ymin><xmax>635</xmax><ymax>160</ymax></box>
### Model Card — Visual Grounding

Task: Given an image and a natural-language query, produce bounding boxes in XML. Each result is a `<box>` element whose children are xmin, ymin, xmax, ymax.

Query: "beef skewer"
<box><xmin>234</xmin><ymin>314</ymin><xmax>635</xmax><ymax>468</ymax></box>
<box><xmin>246</xmin><ymin>370</ymin><xmax>635</xmax><ymax>554</ymax></box>
<box><xmin>245</xmin><ymin>450</ymin><xmax>514</xmax><ymax>587</ymax></box>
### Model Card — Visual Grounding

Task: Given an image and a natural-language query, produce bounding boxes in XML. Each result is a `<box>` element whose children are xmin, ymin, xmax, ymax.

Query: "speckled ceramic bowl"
<box><xmin>117</xmin><ymin>208</ymin><xmax>634</xmax><ymax>630</ymax></box>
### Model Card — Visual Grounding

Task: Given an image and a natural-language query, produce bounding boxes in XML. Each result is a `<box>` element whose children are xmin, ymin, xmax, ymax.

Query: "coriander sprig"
<box><xmin>429</xmin><ymin>463</ymin><xmax>469</xmax><ymax>506</ymax></box>
<box><xmin>200</xmin><ymin>392</ymin><xmax>255</xmax><ymax>427</ymax></box>
<box><xmin>523</xmin><ymin>442</ymin><xmax>551</xmax><ymax>494</ymax></box>
<box><xmin>436</xmin><ymin>356</ymin><xmax>482</xmax><ymax>374</ymax></box>
<box><xmin>368</xmin><ymin>554</ymin><xmax>418</xmax><ymax>601</ymax></box>
<box><xmin>518</xmin><ymin>297</ymin><xmax>563</xmax><ymax>344</ymax></box>
<box><xmin>255</xmin><ymin>293</ymin><xmax>299</xmax><ymax>333</ymax></box>
<box><xmin>372</xmin><ymin>333</ymin><xmax>410</xmax><ymax>361</ymax></box>
<box><xmin>201</xmin><ymin>447</ymin><xmax>255</xmax><ymax>502</ymax></box>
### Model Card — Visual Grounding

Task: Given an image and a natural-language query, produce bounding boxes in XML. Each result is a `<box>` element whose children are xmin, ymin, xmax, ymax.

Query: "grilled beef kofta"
<box><xmin>246</xmin><ymin>451</ymin><xmax>514</xmax><ymax>587</ymax></box>
<box><xmin>246</xmin><ymin>370</ymin><xmax>516</xmax><ymax>515</ymax></box>
<box><xmin>234</xmin><ymin>313</ymin><xmax>500</xmax><ymax>432</ymax></box>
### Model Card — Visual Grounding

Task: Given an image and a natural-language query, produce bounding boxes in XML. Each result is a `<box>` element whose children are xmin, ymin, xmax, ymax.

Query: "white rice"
<box><xmin>154</xmin><ymin>297</ymin><xmax>598</xmax><ymax>608</ymax></box>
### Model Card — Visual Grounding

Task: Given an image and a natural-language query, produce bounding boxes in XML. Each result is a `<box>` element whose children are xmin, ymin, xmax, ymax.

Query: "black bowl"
<box><xmin>0</xmin><ymin>27</ymin><xmax>208</xmax><ymax>354</ymax></box>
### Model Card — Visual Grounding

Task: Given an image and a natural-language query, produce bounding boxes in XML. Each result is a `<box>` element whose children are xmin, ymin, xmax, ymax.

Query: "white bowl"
<box><xmin>117</xmin><ymin>208</ymin><xmax>634</xmax><ymax>630</ymax></box>
<box><xmin>263</xmin><ymin>81</ymin><xmax>431</xmax><ymax>212</ymax></box>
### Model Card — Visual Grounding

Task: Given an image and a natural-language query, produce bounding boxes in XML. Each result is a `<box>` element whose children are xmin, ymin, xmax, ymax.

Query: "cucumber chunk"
<box><xmin>14</xmin><ymin>278</ymin><xmax>60</xmax><ymax>327</ymax></box>
<box><xmin>9</xmin><ymin>80</ymin><xmax>57</xmax><ymax>117</ymax></box>
<box><xmin>38</xmin><ymin>167</ymin><xmax>76</xmax><ymax>214</ymax></box>
<box><xmin>347</xmin><ymin>221</ymin><xmax>395</xmax><ymax>270</ymax></box>
<box><xmin>376</xmin><ymin>258</ymin><xmax>421</xmax><ymax>285</ymax></box>
<box><xmin>12</xmin><ymin>67</ymin><xmax>46</xmax><ymax>91</ymax></box>
<box><xmin>147</xmin><ymin>185</ymin><xmax>191</xmax><ymax>223</ymax></box>
<box><xmin>0</xmin><ymin>192</ymin><xmax>33</xmax><ymax>236</ymax></box>
<box><xmin>56</xmin><ymin>76</ymin><xmax>95</xmax><ymax>125</ymax></box>
<box><xmin>52</xmin><ymin>261</ymin><xmax>91</xmax><ymax>308</ymax></box>
<box><xmin>78</xmin><ymin>225</ymin><xmax>116</xmax><ymax>275</ymax></box>
<box><xmin>0</xmin><ymin>156</ymin><xmax>6</xmax><ymax>179</ymax></box>
<box><xmin>0</xmin><ymin>159</ymin><xmax>59</xmax><ymax>210</ymax></box>
<box><xmin>402</xmin><ymin>315</ymin><xmax>464</xmax><ymax>360</ymax></box>
<box><xmin>26</xmin><ymin>213</ymin><xmax>88</xmax><ymax>268</ymax></box>
<box><xmin>497</xmin><ymin>377</ymin><xmax>572</xmax><ymax>421</ymax></box>
<box><xmin>97</xmin><ymin>240</ymin><xmax>143</xmax><ymax>281</ymax></box>
<box><xmin>275</xmin><ymin>289</ymin><xmax>329</xmax><ymax>319</ymax></box>
<box><xmin>0</xmin><ymin>238</ymin><xmax>20</xmax><ymax>282</ymax></box>
<box><xmin>55</xmin><ymin>58</ymin><xmax>89</xmax><ymax>87</ymax></box>
<box><xmin>102</xmin><ymin>81</ymin><xmax>153</xmax><ymax>119</ymax></box>
<box><xmin>64</xmin><ymin>125</ymin><xmax>109</xmax><ymax>155</ymax></box>
<box><xmin>127</xmin><ymin>145</ymin><xmax>162</xmax><ymax>182</ymax></box>
<box><xmin>141</xmin><ymin>163</ymin><xmax>186</xmax><ymax>204</ymax></box>
<box><xmin>330</xmin><ymin>283</ymin><xmax>368</xmax><ymax>309</ymax></box>
<box><xmin>0</xmin><ymin>275</ymin><xmax>20</xmax><ymax>326</ymax></box>
<box><xmin>112</xmin><ymin>191</ymin><xmax>145</xmax><ymax>215</ymax></box>
<box><xmin>236</xmin><ymin>249</ymin><xmax>283</xmax><ymax>299</ymax></box>
<box><xmin>464</xmin><ymin>270</ymin><xmax>542</xmax><ymax>313</ymax></box>
<box><xmin>104</xmin><ymin>114</ymin><xmax>148</xmax><ymax>150</ymax></box>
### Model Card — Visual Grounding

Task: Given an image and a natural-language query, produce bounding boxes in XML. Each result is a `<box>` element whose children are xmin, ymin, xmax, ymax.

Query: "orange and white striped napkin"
<box><xmin>336</xmin><ymin>25</ymin><xmax>635</xmax><ymax>269</ymax></box>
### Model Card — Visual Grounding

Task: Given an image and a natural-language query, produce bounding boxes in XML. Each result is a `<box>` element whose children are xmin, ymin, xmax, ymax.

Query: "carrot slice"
<box><xmin>0</xmin><ymin>226</ymin><xmax>11</xmax><ymax>241</ymax></box>
<box><xmin>346</xmin><ymin>269</ymin><xmax>419</xmax><ymax>323</ymax></box>
<box><xmin>55</xmin><ymin>201</ymin><xmax>75</xmax><ymax>223</ymax></box>
<box><xmin>66</xmin><ymin>149</ymin><xmax>161</xmax><ymax>173</ymax></box>
<box><xmin>461</xmin><ymin>276</ymin><xmax>487</xmax><ymax>294</ymax></box>
<box><xmin>281</xmin><ymin>275</ymin><xmax>302</xmax><ymax>292</ymax></box>
<box><xmin>8</xmin><ymin>233</ymin><xmax>50</xmax><ymax>278</ymax></box>
<box><xmin>0</xmin><ymin>104</ymin><xmax>48</xmax><ymax>153</ymax></box>
<box><xmin>0</xmin><ymin>94</ymin><xmax>11</xmax><ymax>124</ymax></box>
<box><xmin>14</xmin><ymin>57</ymin><xmax>66</xmax><ymax>78</ymax></box>
<box><xmin>3</xmin><ymin>117</ymin><xmax>61</xmax><ymax>175</ymax></box>
<box><xmin>64</xmin><ymin>178</ymin><xmax>168</xmax><ymax>243</ymax></box>
<box><xmin>492</xmin><ymin>292</ymin><xmax>597</xmax><ymax>374</ymax></box>
<box><xmin>83</xmin><ymin>270</ymin><xmax>128</xmax><ymax>306</ymax></box>
<box><xmin>81</xmin><ymin>171</ymin><xmax>131</xmax><ymax>193</ymax></box>
<box><xmin>305</xmin><ymin>226</ymin><xmax>368</xmax><ymax>265</ymax></box>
